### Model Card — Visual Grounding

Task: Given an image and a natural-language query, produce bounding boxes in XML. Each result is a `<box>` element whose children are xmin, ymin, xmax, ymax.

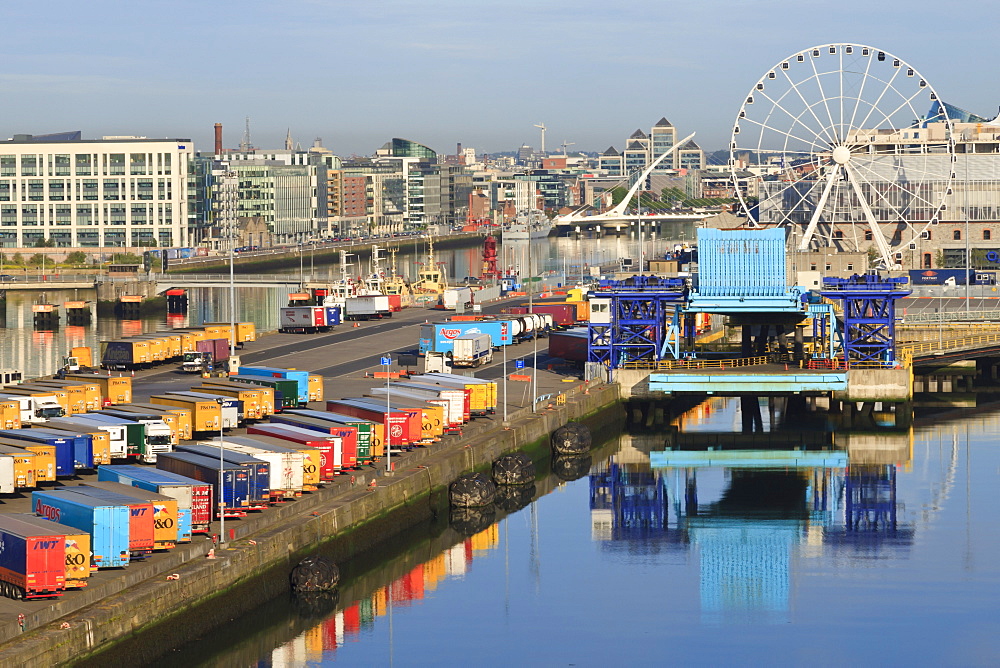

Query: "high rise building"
<box><xmin>650</xmin><ymin>118</ymin><xmax>677</xmax><ymax>171</ymax></box>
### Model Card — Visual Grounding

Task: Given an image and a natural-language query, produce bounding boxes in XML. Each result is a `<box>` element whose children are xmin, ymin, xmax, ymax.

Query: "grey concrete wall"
<box><xmin>0</xmin><ymin>382</ymin><xmax>621</xmax><ymax>667</ymax></box>
<box><xmin>836</xmin><ymin>367</ymin><xmax>913</xmax><ymax>402</ymax></box>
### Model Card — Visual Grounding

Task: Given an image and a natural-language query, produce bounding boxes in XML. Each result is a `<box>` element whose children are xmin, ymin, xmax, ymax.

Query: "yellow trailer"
<box><xmin>194</xmin><ymin>385</ymin><xmax>264</xmax><ymax>421</ymax></box>
<box><xmin>150</xmin><ymin>395</ymin><xmax>221</xmax><ymax>433</ymax></box>
<box><xmin>133</xmin><ymin>336</ymin><xmax>166</xmax><ymax>362</ymax></box>
<box><xmin>33</xmin><ymin>380</ymin><xmax>103</xmax><ymax>412</ymax></box>
<box><xmin>64</xmin><ymin>373</ymin><xmax>132</xmax><ymax>405</ymax></box>
<box><xmin>204</xmin><ymin>321</ymin><xmax>256</xmax><ymax>344</ymax></box>
<box><xmin>202</xmin><ymin>380</ymin><xmax>275</xmax><ymax>416</ymax></box>
<box><xmin>0</xmin><ymin>400</ymin><xmax>21</xmax><ymax>429</ymax></box>
<box><xmin>0</xmin><ymin>447</ymin><xmax>36</xmax><ymax>489</ymax></box>
<box><xmin>410</xmin><ymin>375</ymin><xmax>497</xmax><ymax>417</ymax></box>
<box><xmin>2</xmin><ymin>386</ymin><xmax>71</xmax><ymax>416</ymax></box>
<box><xmin>141</xmin><ymin>333</ymin><xmax>181</xmax><ymax>360</ymax></box>
<box><xmin>202</xmin><ymin>324</ymin><xmax>234</xmax><ymax>346</ymax></box>
<box><xmin>308</xmin><ymin>375</ymin><xmax>324</xmax><ymax>402</ymax></box>
<box><xmin>19</xmin><ymin>383</ymin><xmax>87</xmax><ymax>415</ymax></box>
<box><xmin>0</xmin><ymin>439</ymin><xmax>54</xmax><ymax>482</ymax></box>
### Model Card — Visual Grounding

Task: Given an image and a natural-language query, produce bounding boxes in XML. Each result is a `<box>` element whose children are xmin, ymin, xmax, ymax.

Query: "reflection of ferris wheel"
<box><xmin>730</xmin><ymin>43</ymin><xmax>955</xmax><ymax>269</ymax></box>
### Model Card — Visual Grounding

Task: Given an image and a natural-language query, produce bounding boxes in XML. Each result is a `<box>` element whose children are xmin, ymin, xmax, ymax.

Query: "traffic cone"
<box><xmin>206</xmin><ymin>549</ymin><xmax>215</xmax><ymax>559</ymax></box>
<box><xmin>353</xmin><ymin>322</ymin><xmax>360</xmax><ymax>328</ymax></box>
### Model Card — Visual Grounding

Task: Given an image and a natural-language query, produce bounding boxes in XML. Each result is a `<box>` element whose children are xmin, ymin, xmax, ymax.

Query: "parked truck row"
<box><xmin>87</xmin><ymin>322</ymin><xmax>256</xmax><ymax>372</ymax></box>
<box><xmin>0</xmin><ymin>353</ymin><xmax>505</xmax><ymax>600</ymax></box>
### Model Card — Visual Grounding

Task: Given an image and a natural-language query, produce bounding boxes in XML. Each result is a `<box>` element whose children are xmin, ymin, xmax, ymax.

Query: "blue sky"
<box><xmin>1</xmin><ymin>0</ymin><xmax>996</xmax><ymax>157</ymax></box>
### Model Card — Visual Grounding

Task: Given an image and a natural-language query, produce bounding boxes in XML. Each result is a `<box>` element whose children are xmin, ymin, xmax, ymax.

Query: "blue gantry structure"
<box><xmin>820</xmin><ymin>274</ymin><xmax>910</xmax><ymax>366</ymax></box>
<box><xmin>587</xmin><ymin>228</ymin><xmax>911</xmax><ymax>396</ymax></box>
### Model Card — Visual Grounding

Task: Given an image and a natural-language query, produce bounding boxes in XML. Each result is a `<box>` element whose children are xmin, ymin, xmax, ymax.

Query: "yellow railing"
<box><xmin>622</xmin><ymin>356</ymin><xmax>772</xmax><ymax>371</ymax></box>
<box><xmin>901</xmin><ymin>331</ymin><xmax>1000</xmax><ymax>357</ymax></box>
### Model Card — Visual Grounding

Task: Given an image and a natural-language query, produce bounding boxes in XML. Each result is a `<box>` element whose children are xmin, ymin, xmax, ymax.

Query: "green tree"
<box><xmin>110</xmin><ymin>253</ymin><xmax>143</xmax><ymax>264</ymax></box>
<box><xmin>10</xmin><ymin>253</ymin><xmax>23</xmax><ymax>266</ymax></box>
<box><xmin>28</xmin><ymin>253</ymin><xmax>45</xmax><ymax>266</ymax></box>
<box><xmin>33</xmin><ymin>237</ymin><xmax>54</xmax><ymax>248</ymax></box>
<box><xmin>64</xmin><ymin>251</ymin><xmax>87</xmax><ymax>265</ymax></box>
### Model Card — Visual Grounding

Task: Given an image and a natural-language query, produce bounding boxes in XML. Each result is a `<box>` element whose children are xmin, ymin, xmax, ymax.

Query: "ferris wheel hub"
<box><xmin>831</xmin><ymin>146</ymin><xmax>851</xmax><ymax>165</ymax></box>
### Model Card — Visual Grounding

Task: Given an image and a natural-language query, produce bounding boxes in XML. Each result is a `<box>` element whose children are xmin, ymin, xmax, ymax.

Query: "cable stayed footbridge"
<box><xmin>554</xmin><ymin>132</ymin><xmax>717</xmax><ymax>232</ymax></box>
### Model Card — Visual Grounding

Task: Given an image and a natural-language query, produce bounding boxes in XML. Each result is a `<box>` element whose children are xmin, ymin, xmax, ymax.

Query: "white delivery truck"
<box><xmin>451</xmin><ymin>333</ymin><xmax>493</xmax><ymax>367</ymax></box>
<box><xmin>0</xmin><ymin>393</ymin><xmax>64</xmax><ymax>423</ymax></box>
<box><xmin>344</xmin><ymin>295</ymin><xmax>391</xmax><ymax>321</ymax></box>
<box><xmin>440</xmin><ymin>287</ymin><xmax>473</xmax><ymax>311</ymax></box>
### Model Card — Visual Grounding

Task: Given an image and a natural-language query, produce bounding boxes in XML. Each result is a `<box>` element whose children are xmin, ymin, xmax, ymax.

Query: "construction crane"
<box><xmin>560</xmin><ymin>141</ymin><xmax>575</xmax><ymax>157</ymax></box>
<box><xmin>533</xmin><ymin>122</ymin><xmax>547</xmax><ymax>154</ymax></box>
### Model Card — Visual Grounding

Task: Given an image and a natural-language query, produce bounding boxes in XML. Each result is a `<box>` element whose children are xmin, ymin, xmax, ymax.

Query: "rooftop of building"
<box><xmin>4</xmin><ymin>131</ymin><xmax>191</xmax><ymax>145</ymax></box>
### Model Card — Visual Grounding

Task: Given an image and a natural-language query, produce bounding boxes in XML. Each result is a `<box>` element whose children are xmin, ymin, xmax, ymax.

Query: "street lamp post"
<box><xmin>502</xmin><ymin>337</ymin><xmax>508</xmax><ymax>422</ymax></box>
<box><xmin>381</xmin><ymin>355</ymin><xmax>392</xmax><ymax>473</ymax></box>
<box><xmin>215</xmin><ymin>397</ymin><xmax>226</xmax><ymax>545</ymax></box>
<box><xmin>528</xmin><ymin>241</ymin><xmax>538</xmax><ymax>412</ymax></box>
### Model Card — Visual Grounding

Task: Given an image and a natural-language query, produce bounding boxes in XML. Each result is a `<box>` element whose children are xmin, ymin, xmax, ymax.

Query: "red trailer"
<box><xmin>196</xmin><ymin>337</ymin><xmax>230</xmax><ymax>363</ymax></box>
<box><xmin>0</xmin><ymin>516</ymin><xmax>66</xmax><ymax>599</ymax></box>
<box><xmin>507</xmin><ymin>303</ymin><xmax>577</xmax><ymax>327</ymax></box>
<box><xmin>261</xmin><ymin>416</ymin><xmax>360</xmax><ymax>470</ymax></box>
<box><xmin>325</xmin><ymin>399</ymin><xmax>414</xmax><ymax>451</ymax></box>
<box><xmin>386</xmin><ymin>294</ymin><xmax>403</xmax><ymax>312</ymax></box>
<box><xmin>548</xmin><ymin>328</ymin><xmax>589</xmax><ymax>362</ymax></box>
<box><xmin>247</xmin><ymin>423</ymin><xmax>342</xmax><ymax>479</ymax></box>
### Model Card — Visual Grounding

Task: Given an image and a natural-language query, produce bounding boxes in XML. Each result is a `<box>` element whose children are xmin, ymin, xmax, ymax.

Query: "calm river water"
<box><xmin>140</xmin><ymin>397</ymin><xmax>1000</xmax><ymax>667</ymax></box>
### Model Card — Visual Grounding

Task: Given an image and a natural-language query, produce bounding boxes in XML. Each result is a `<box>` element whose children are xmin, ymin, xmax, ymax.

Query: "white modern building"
<box><xmin>0</xmin><ymin>132</ymin><xmax>193</xmax><ymax>249</ymax></box>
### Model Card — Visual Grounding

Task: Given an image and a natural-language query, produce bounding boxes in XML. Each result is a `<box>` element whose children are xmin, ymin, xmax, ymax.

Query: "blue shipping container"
<box><xmin>155</xmin><ymin>452</ymin><xmax>252</xmax><ymax>515</ymax></box>
<box><xmin>0</xmin><ymin>429</ymin><xmax>76</xmax><ymax>477</ymax></box>
<box><xmin>324</xmin><ymin>306</ymin><xmax>342</xmax><ymax>326</ymax></box>
<box><xmin>175</xmin><ymin>445</ymin><xmax>270</xmax><ymax>505</ymax></box>
<box><xmin>31</xmin><ymin>490</ymin><xmax>130</xmax><ymax>568</ymax></box>
<box><xmin>29</xmin><ymin>429</ymin><xmax>94</xmax><ymax>470</ymax></box>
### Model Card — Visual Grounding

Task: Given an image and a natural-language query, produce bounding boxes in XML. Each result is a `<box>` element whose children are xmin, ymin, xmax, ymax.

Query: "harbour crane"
<box><xmin>533</xmin><ymin>122</ymin><xmax>547</xmax><ymax>154</ymax></box>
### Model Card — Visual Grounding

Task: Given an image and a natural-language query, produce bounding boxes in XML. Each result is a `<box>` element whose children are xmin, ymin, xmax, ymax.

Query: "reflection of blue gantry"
<box><xmin>589</xmin><ymin>462</ymin><xmax>669</xmax><ymax>539</ymax></box>
<box><xmin>821</xmin><ymin>274</ymin><xmax>910</xmax><ymax>366</ymax></box>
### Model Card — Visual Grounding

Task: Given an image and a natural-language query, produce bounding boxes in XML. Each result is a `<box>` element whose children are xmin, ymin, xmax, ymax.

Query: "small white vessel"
<box><xmin>502</xmin><ymin>210</ymin><xmax>553</xmax><ymax>240</ymax></box>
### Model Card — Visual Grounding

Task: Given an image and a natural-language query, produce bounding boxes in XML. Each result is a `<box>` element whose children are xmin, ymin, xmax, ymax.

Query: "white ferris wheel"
<box><xmin>729</xmin><ymin>43</ymin><xmax>956</xmax><ymax>269</ymax></box>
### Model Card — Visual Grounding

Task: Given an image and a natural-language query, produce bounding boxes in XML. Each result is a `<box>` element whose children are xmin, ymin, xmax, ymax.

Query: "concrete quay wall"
<box><xmin>0</xmin><ymin>382</ymin><xmax>621</xmax><ymax>668</ymax></box>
